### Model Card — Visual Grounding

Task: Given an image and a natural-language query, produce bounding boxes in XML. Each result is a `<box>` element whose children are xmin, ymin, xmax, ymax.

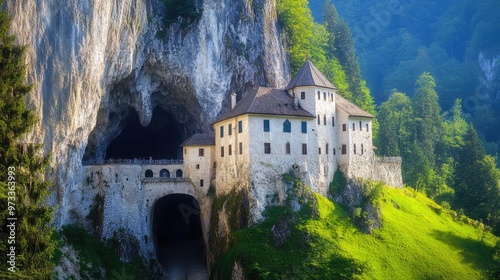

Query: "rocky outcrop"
<box><xmin>4</xmin><ymin>0</ymin><xmax>289</xmax><ymax>226</ymax></box>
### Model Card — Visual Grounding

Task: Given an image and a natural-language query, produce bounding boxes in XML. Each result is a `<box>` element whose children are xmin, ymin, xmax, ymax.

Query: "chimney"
<box><xmin>231</xmin><ymin>92</ymin><xmax>237</xmax><ymax>110</ymax></box>
<box><xmin>294</xmin><ymin>97</ymin><xmax>299</xmax><ymax>110</ymax></box>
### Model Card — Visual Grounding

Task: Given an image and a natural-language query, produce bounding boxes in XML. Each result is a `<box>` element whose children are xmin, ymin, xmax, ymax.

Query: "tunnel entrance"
<box><xmin>152</xmin><ymin>194</ymin><xmax>207</xmax><ymax>279</ymax></box>
<box><xmin>105</xmin><ymin>108</ymin><xmax>183</xmax><ymax>160</ymax></box>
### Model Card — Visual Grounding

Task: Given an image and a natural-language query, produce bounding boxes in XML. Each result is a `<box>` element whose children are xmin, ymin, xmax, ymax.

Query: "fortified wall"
<box><xmin>67</xmin><ymin>160</ymin><xmax>211</xmax><ymax>259</ymax></box>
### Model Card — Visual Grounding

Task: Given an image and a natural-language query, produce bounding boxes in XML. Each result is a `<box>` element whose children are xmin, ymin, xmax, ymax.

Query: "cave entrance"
<box><xmin>105</xmin><ymin>108</ymin><xmax>183</xmax><ymax>160</ymax></box>
<box><xmin>152</xmin><ymin>194</ymin><xmax>207</xmax><ymax>279</ymax></box>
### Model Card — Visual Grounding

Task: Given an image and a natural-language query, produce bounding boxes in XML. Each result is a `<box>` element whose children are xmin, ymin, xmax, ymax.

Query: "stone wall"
<box><xmin>68</xmin><ymin>164</ymin><xmax>210</xmax><ymax>259</ymax></box>
<box><xmin>372</xmin><ymin>157</ymin><xmax>403</xmax><ymax>188</ymax></box>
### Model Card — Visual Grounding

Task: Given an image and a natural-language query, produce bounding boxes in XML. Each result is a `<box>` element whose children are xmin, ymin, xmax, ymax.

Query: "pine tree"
<box><xmin>453</xmin><ymin>125</ymin><xmax>500</xmax><ymax>225</ymax></box>
<box><xmin>0</xmin><ymin>3</ymin><xmax>55</xmax><ymax>278</ymax></box>
<box><xmin>412</xmin><ymin>72</ymin><xmax>442</xmax><ymax>166</ymax></box>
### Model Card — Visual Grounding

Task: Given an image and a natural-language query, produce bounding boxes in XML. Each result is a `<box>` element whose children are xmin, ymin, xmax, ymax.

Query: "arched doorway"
<box><xmin>152</xmin><ymin>194</ymin><xmax>207</xmax><ymax>278</ymax></box>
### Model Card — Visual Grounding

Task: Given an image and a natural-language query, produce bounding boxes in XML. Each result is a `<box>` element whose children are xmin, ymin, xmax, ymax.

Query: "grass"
<box><xmin>213</xmin><ymin>186</ymin><xmax>498</xmax><ymax>279</ymax></box>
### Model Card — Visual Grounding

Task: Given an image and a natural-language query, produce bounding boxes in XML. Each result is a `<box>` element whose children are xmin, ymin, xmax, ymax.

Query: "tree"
<box><xmin>412</xmin><ymin>72</ymin><xmax>443</xmax><ymax>166</ymax></box>
<box><xmin>377</xmin><ymin>91</ymin><xmax>414</xmax><ymax>157</ymax></box>
<box><xmin>276</xmin><ymin>0</ymin><xmax>314</xmax><ymax>74</ymax></box>
<box><xmin>0</xmin><ymin>3</ymin><xmax>55</xmax><ymax>278</ymax></box>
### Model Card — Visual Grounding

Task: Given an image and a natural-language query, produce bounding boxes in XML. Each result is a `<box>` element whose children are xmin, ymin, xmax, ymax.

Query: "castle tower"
<box><xmin>285</xmin><ymin>60</ymin><xmax>338</xmax><ymax>188</ymax></box>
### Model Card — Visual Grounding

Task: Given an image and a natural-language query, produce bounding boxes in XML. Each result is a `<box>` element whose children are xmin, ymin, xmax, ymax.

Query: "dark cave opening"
<box><xmin>152</xmin><ymin>194</ymin><xmax>207</xmax><ymax>278</ymax></box>
<box><xmin>105</xmin><ymin>108</ymin><xmax>183</xmax><ymax>160</ymax></box>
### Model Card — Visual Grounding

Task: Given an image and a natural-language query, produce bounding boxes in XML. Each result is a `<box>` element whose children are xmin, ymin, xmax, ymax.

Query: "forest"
<box><xmin>277</xmin><ymin>0</ymin><xmax>500</xmax><ymax>234</ymax></box>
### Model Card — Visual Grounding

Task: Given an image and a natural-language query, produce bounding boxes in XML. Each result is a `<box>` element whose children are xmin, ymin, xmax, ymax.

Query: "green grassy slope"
<box><xmin>213</xmin><ymin>187</ymin><xmax>498</xmax><ymax>279</ymax></box>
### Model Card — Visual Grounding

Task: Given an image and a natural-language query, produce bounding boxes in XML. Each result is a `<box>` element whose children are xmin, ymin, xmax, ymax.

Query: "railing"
<box><xmin>82</xmin><ymin>159</ymin><xmax>184</xmax><ymax>166</ymax></box>
<box><xmin>142</xmin><ymin>177</ymin><xmax>190</xmax><ymax>184</ymax></box>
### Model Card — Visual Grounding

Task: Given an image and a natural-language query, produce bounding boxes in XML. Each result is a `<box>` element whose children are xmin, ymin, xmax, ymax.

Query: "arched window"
<box><xmin>145</xmin><ymin>169</ymin><xmax>153</xmax><ymax>177</ymax></box>
<box><xmin>283</xmin><ymin>119</ymin><xmax>291</xmax><ymax>133</ymax></box>
<box><xmin>160</xmin><ymin>169</ymin><xmax>170</xmax><ymax>178</ymax></box>
<box><xmin>176</xmin><ymin>169</ymin><xmax>183</xmax><ymax>178</ymax></box>
<box><xmin>285</xmin><ymin>142</ymin><xmax>291</xmax><ymax>154</ymax></box>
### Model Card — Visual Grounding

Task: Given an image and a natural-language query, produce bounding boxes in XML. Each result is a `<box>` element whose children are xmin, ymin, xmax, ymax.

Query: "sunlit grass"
<box><xmin>214</xmin><ymin>186</ymin><xmax>498</xmax><ymax>279</ymax></box>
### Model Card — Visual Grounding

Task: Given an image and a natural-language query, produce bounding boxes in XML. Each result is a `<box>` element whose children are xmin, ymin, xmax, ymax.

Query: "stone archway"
<box><xmin>151</xmin><ymin>194</ymin><xmax>207</xmax><ymax>279</ymax></box>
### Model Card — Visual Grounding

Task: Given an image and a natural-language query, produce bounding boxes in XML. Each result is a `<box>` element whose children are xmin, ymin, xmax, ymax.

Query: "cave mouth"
<box><xmin>152</xmin><ymin>194</ymin><xmax>207</xmax><ymax>278</ymax></box>
<box><xmin>105</xmin><ymin>107</ymin><xmax>183</xmax><ymax>160</ymax></box>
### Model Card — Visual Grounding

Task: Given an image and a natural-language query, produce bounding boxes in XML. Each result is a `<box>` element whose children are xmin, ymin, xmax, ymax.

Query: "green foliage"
<box><xmin>59</xmin><ymin>224</ymin><xmax>156</xmax><ymax>280</ymax></box>
<box><xmin>276</xmin><ymin>0</ymin><xmax>314</xmax><ymax>74</ymax></box>
<box><xmin>0</xmin><ymin>3</ymin><xmax>56</xmax><ymax>278</ymax></box>
<box><xmin>215</xmin><ymin>186</ymin><xmax>497</xmax><ymax>279</ymax></box>
<box><xmin>328</xmin><ymin>170</ymin><xmax>347</xmax><ymax>195</ymax></box>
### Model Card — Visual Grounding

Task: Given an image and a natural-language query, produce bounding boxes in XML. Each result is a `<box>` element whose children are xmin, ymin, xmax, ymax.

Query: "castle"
<box><xmin>182</xmin><ymin>60</ymin><xmax>402</xmax><ymax>218</ymax></box>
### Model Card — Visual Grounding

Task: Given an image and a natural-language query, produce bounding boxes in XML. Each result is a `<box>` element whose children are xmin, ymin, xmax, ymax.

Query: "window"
<box><xmin>302</xmin><ymin>143</ymin><xmax>307</xmax><ymax>155</ymax></box>
<box><xmin>221</xmin><ymin>146</ymin><xmax>224</xmax><ymax>157</ymax></box>
<box><xmin>353</xmin><ymin>123</ymin><xmax>355</xmax><ymax>131</ymax></box>
<box><xmin>333</xmin><ymin>148</ymin><xmax>336</xmax><ymax>155</ymax></box>
<box><xmin>283</xmin><ymin>119</ymin><xmax>291</xmax><ymax>133</ymax></box>
<box><xmin>342</xmin><ymin>124</ymin><xmax>347</xmax><ymax>131</ymax></box>
<box><xmin>184</xmin><ymin>148</ymin><xmax>186</xmax><ymax>155</ymax></box>
<box><xmin>366</xmin><ymin>123</ymin><xmax>369</xmax><ymax>132</ymax></box>
<box><xmin>361</xmin><ymin>144</ymin><xmax>364</xmax><ymax>155</ymax></box>
<box><xmin>323</xmin><ymin>92</ymin><xmax>326</xmax><ymax>100</ymax></box>
<box><xmin>199</xmin><ymin>148</ymin><xmax>204</xmax><ymax>157</ymax></box>
<box><xmin>354</xmin><ymin>144</ymin><xmax>357</xmax><ymax>155</ymax></box>
<box><xmin>229</xmin><ymin>144</ymin><xmax>232</xmax><ymax>156</ymax></box>
<box><xmin>341</xmin><ymin>145</ymin><xmax>347</xmax><ymax>155</ymax></box>
<box><xmin>317</xmin><ymin>91</ymin><xmax>321</xmax><ymax>100</ymax></box>
<box><xmin>318</xmin><ymin>147</ymin><xmax>321</xmax><ymax>154</ymax></box>
<box><xmin>263</xmin><ymin>119</ymin><xmax>270</xmax><ymax>132</ymax></box>
<box><xmin>323</xmin><ymin>114</ymin><xmax>327</xmax><ymax>125</ymax></box>
<box><xmin>301</xmin><ymin>91</ymin><xmax>306</xmax><ymax>100</ymax></box>
<box><xmin>301</xmin><ymin>121</ymin><xmax>307</xmax><ymax>133</ymax></box>
<box><xmin>220</xmin><ymin>126</ymin><xmax>224</xmax><ymax>138</ymax></box>
<box><xmin>285</xmin><ymin>142</ymin><xmax>291</xmax><ymax>154</ymax></box>
<box><xmin>332</xmin><ymin>117</ymin><xmax>335</xmax><ymax>126</ymax></box>
<box><xmin>196</xmin><ymin>164</ymin><xmax>200</xmax><ymax>169</ymax></box>
<box><xmin>160</xmin><ymin>169</ymin><xmax>169</xmax><ymax>178</ymax></box>
<box><xmin>264</xmin><ymin>143</ymin><xmax>271</xmax><ymax>154</ymax></box>
<box><xmin>239</xmin><ymin>142</ymin><xmax>243</xmax><ymax>154</ymax></box>
<box><xmin>317</xmin><ymin>115</ymin><xmax>320</xmax><ymax>125</ymax></box>
<box><xmin>176</xmin><ymin>169</ymin><xmax>183</xmax><ymax>178</ymax></box>
<box><xmin>238</xmin><ymin>120</ymin><xmax>243</xmax><ymax>133</ymax></box>
<box><xmin>145</xmin><ymin>170</ymin><xmax>153</xmax><ymax>177</ymax></box>
<box><xmin>200</xmin><ymin>179</ymin><xmax>204</xmax><ymax>187</ymax></box>
<box><xmin>326</xmin><ymin>143</ymin><xmax>329</xmax><ymax>154</ymax></box>
<box><xmin>359</xmin><ymin>121</ymin><xmax>362</xmax><ymax>130</ymax></box>
<box><xmin>228</xmin><ymin>124</ymin><xmax>232</xmax><ymax>135</ymax></box>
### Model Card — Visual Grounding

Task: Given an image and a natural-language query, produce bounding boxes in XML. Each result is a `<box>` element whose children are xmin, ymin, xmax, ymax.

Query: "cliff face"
<box><xmin>5</xmin><ymin>0</ymin><xmax>288</xmax><ymax>224</ymax></box>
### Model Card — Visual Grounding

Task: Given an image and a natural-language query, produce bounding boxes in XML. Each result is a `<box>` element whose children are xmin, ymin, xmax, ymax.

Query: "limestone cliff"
<box><xmin>4</xmin><ymin>0</ymin><xmax>289</xmax><ymax>225</ymax></box>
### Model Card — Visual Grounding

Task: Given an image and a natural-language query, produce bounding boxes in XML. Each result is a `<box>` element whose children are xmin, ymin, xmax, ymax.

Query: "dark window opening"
<box><xmin>317</xmin><ymin>91</ymin><xmax>321</xmax><ymax>100</ymax></box>
<box><xmin>239</xmin><ymin>142</ymin><xmax>243</xmax><ymax>155</ymax></box>
<box><xmin>317</xmin><ymin>115</ymin><xmax>320</xmax><ymax>125</ymax></box>
<box><xmin>286</xmin><ymin>142</ymin><xmax>291</xmax><ymax>154</ymax></box>
<box><xmin>228</xmin><ymin>124</ymin><xmax>232</xmax><ymax>136</ymax></box>
<box><xmin>326</xmin><ymin>143</ymin><xmax>329</xmax><ymax>154</ymax></box>
<box><xmin>332</xmin><ymin>117</ymin><xmax>335</xmax><ymax>126</ymax></box>
<box><xmin>220</xmin><ymin>147</ymin><xmax>224</xmax><ymax>157</ymax></box>
<box><xmin>301</xmin><ymin>92</ymin><xmax>306</xmax><ymax>100</ymax></box>
<box><xmin>238</xmin><ymin>121</ymin><xmax>243</xmax><ymax>133</ymax></box>
<box><xmin>302</xmin><ymin>143</ymin><xmax>307</xmax><ymax>155</ymax></box>
<box><xmin>176</xmin><ymin>169</ymin><xmax>183</xmax><ymax>177</ymax></box>
<box><xmin>323</xmin><ymin>115</ymin><xmax>326</xmax><ymax>125</ymax></box>
<box><xmin>160</xmin><ymin>169</ymin><xmax>170</xmax><ymax>178</ymax></box>
<box><xmin>145</xmin><ymin>169</ymin><xmax>154</xmax><ymax>177</ymax></box>
<box><xmin>301</xmin><ymin>121</ymin><xmax>307</xmax><ymax>133</ymax></box>
<box><xmin>353</xmin><ymin>123</ymin><xmax>355</xmax><ymax>131</ymax></box>
<box><xmin>354</xmin><ymin>144</ymin><xmax>357</xmax><ymax>155</ymax></box>
<box><xmin>264</xmin><ymin>143</ymin><xmax>271</xmax><ymax>154</ymax></box>
<box><xmin>229</xmin><ymin>144</ymin><xmax>232</xmax><ymax>156</ymax></box>
<box><xmin>199</xmin><ymin>148</ymin><xmax>204</xmax><ymax>157</ymax></box>
<box><xmin>200</xmin><ymin>180</ymin><xmax>204</xmax><ymax>187</ymax></box>
<box><xmin>343</xmin><ymin>124</ymin><xmax>347</xmax><ymax>131</ymax></box>
<box><xmin>220</xmin><ymin>126</ymin><xmax>224</xmax><ymax>138</ymax></box>
<box><xmin>342</xmin><ymin>145</ymin><xmax>347</xmax><ymax>155</ymax></box>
